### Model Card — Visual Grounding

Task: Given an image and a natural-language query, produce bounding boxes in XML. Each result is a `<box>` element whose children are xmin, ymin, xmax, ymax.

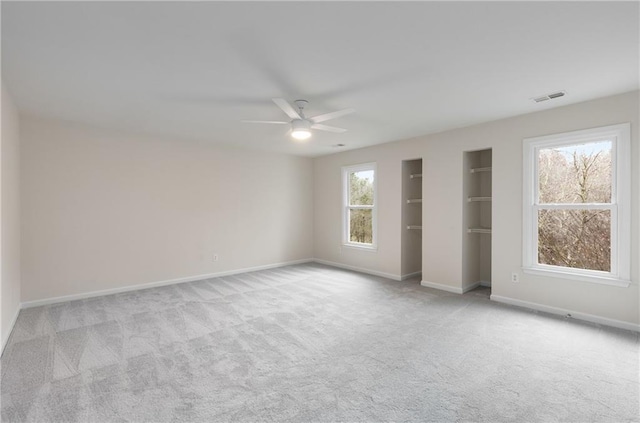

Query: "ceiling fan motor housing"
<box><xmin>291</xmin><ymin>118</ymin><xmax>312</xmax><ymax>140</ymax></box>
<box><xmin>292</xmin><ymin>119</ymin><xmax>311</xmax><ymax>131</ymax></box>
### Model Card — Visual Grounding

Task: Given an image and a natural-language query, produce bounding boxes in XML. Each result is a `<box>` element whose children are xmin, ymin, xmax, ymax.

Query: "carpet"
<box><xmin>1</xmin><ymin>263</ymin><xmax>638</xmax><ymax>422</ymax></box>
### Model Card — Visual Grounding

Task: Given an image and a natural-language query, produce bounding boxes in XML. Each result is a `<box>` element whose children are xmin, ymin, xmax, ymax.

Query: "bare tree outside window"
<box><xmin>348</xmin><ymin>170</ymin><xmax>374</xmax><ymax>244</ymax></box>
<box><xmin>537</xmin><ymin>141</ymin><xmax>612</xmax><ymax>271</ymax></box>
<box><xmin>524</xmin><ymin>123</ymin><xmax>630</xmax><ymax>285</ymax></box>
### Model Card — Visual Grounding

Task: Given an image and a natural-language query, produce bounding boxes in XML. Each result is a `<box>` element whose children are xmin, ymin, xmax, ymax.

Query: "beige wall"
<box><xmin>21</xmin><ymin>116</ymin><xmax>314</xmax><ymax>302</ymax></box>
<box><xmin>1</xmin><ymin>83</ymin><xmax>21</xmax><ymax>350</ymax></box>
<box><xmin>314</xmin><ymin>91</ymin><xmax>639</xmax><ymax>326</ymax></box>
<box><xmin>13</xmin><ymin>91</ymin><xmax>640</xmax><ymax>327</ymax></box>
<box><xmin>314</xmin><ymin>140</ymin><xmax>423</xmax><ymax>279</ymax></box>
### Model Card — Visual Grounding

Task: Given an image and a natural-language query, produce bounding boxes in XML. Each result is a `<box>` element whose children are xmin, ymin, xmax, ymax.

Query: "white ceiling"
<box><xmin>2</xmin><ymin>2</ymin><xmax>638</xmax><ymax>157</ymax></box>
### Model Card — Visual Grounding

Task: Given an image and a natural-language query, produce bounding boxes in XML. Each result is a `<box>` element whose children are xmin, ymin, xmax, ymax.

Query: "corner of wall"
<box><xmin>1</xmin><ymin>81</ymin><xmax>22</xmax><ymax>354</ymax></box>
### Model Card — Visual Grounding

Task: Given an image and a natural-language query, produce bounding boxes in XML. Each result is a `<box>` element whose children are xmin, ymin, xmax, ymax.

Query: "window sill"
<box><xmin>522</xmin><ymin>266</ymin><xmax>631</xmax><ymax>288</ymax></box>
<box><xmin>342</xmin><ymin>243</ymin><xmax>378</xmax><ymax>252</ymax></box>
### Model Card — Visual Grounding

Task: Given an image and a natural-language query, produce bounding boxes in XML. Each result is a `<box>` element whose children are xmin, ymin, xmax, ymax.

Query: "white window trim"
<box><xmin>342</xmin><ymin>162</ymin><xmax>377</xmax><ymax>251</ymax></box>
<box><xmin>522</xmin><ymin>123</ymin><xmax>631</xmax><ymax>287</ymax></box>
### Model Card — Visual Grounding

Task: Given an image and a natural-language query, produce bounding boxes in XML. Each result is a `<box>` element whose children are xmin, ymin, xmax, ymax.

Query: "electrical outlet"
<box><xmin>511</xmin><ymin>272</ymin><xmax>519</xmax><ymax>283</ymax></box>
<box><xmin>213</xmin><ymin>254</ymin><xmax>219</xmax><ymax>262</ymax></box>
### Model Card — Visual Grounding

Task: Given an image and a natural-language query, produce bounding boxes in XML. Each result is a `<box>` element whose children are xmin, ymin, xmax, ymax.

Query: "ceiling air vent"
<box><xmin>532</xmin><ymin>91</ymin><xmax>566</xmax><ymax>103</ymax></box>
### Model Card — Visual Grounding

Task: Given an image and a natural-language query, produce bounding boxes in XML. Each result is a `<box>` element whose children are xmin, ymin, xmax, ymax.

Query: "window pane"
<box><xmin>349</xmin><ymin>208</ymin><xmax>373</xmax><ymax>244</ymax></box>
<box><xmin>349</xmin><ymin>170</ymin><xmax>374</xmax><ymax>206</ymax></box>
<box><xmin>538</xmin><ymin>209</ymin><xmax>610</xmax><ymax>271</ymax></box>
<box><xmin>538</xmin><ymin>141</ymin><xmax>612</xmax><ymax>204</ymax></box>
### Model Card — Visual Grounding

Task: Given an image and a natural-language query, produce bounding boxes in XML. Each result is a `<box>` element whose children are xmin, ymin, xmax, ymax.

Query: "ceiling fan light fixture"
<box><xmin>291</xmin><ymin>130</ymin><xmax>311</xmax><ymax>140</ymax></box>
<box><xmin>291</xmin><ymin>119</ymin><xmax>312</xmax><ymax>140</ymax></box>
<box><xmin>243</xmin><ymin>99</ymin><xmax>354</xmax><ymax>141</ymax></box>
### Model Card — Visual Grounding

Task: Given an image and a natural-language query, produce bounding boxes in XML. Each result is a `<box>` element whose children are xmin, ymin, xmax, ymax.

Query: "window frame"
<box><xmin>522</xmin><ymin>123</ymin><xmax>631</xmax><ymax>287</ymax></box>
<box><xmin>342</xmin><ymin>162</ymin><xmax>378</xmax><ymax>250</ymax></box>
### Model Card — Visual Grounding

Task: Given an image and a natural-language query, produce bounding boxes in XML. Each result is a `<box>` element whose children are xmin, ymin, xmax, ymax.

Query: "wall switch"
<box><xmin>511</xmin><ymin>272</ymin><xmax>519</xmax><ymax>283</ymax></box>
<box><xmin>213</xmin><ymin>254</ymin><xmax>219</xmax><ymax>262</ymax></box>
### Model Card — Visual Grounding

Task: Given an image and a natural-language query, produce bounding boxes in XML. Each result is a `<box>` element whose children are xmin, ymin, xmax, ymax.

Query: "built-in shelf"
<box><xmin>464</xmin><ymin>149</ymin><xmax>492</xmax><ymax>290</ymax></box>
<box><xmin>467</xmin><ymin>228</ymin><xmax>492</xmax><ymax>234</ymax></box>
<box><xmin>403</xmin><ymin>158</ymin><xmax>423</xmax><ymax>276</ymax></box>
<box><xmin>470</xmin><ymin>167</ymin><xmax>492</xmax><ymax>173</ymax></box>
<box><xmin>467</xmin><ymin>196</ymin><xmax>492</xmax><ymax>202</ymax></box>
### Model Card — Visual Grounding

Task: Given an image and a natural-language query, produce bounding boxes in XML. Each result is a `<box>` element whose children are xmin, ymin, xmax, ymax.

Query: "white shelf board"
<box><xmin>407</xmin><ymin>198</ymin><xmax>423</xmax><ymax>204</ymax></box>
<box><xmin>467</xmin><ymin>228</ymin><xmax>492</xmax><ymax>234</ymax></box>
<box><xmin>467</xmin><ymin>196</ymin><xmax>492</xmax><ymax>202</ymax></box>
<box><xmin>407</xmin><ymin>225</ymin><xmax>422</xmax><ymax>230</ymax></box>
<box><xmin>470</xmin><ymin>167</ymin><xmax>492</xmax><ymax>173</ymax></box>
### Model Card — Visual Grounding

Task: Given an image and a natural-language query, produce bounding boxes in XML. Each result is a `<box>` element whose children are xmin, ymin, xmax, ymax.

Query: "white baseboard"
<box><xmin>490</xmin><ymin>294</ymin><xmax>640</xmax><ymax>332</ymax></box>
<box><xmin>1</xmin><ymin>306</ymin><xmax>21</xmax><ymax>356</ymax></box>
<box><xmin>421</xmin><ymin>280</ymin><xmax>489</xmax><ymax>294</ymax></box>
<box><xmin>462</xmin><ymin>281</ymin><xmax>481</xmax><ymax>293</ymax></box>
<box><xmin>401</xmin><ymin>271</ymin><xmax>422</xmax><ymax>281</ymax></box>
<box><xmin>479</xmin><ymin>280</ymin><xmax>492</xmax><ymax>287</ymax></box>
<box><xmin>21</xmin><ymin>258</ymin><xmax>314</xmax><ymax>309</ymax></box>
<box><xmin>16</xmin><ymin>259</ymin><xmax>638</xmax><ymax>335</ymax></box>
<box><xmin>420</xmin><ymin>280</ymin><xmax>463</xmax><ymax>294</ymax></box>
<box><xmin>312</xmin><ymin>259</ymin><xmax>401</xmax><ymax>281</ymax></box>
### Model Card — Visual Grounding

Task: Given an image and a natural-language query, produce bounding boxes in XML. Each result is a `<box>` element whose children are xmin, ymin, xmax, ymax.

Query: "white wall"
<box><xmin>21</xmin><ymin>116</ymin><xmax>314</xmax><ymax>302</ymax></box>
<box><xmin>1</xmin><ymin>83</ymin><xmax>22</xmax><ymax>351</ymax></box>
<box><xmin>314</xmin><ymin>91</ymin><xmax>639</xmax><ymax>327</ymax></box>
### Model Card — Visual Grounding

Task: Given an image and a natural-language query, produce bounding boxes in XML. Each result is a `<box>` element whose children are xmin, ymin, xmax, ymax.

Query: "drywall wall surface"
<box><xmin>478</xmin><ymin>150</ymin><xmax>491</xmax><ymax>284</ymax></box>
<box><xmin>20</xmin><ymin>116</ymin><xmax>314</xmax><ymax>302</ymax></box>
<box><xmin>1</xmin><ymin>83</ymin><xmax>21</xmax><ymax>349</ymax></box>
<box><xmin>488</xmin><ymin>92</ymin><xmax>639</xmax><ymax>325</ymax></box>
<box><xmin>314</xmin><ymin>142</ymin><xmax>425</xmax><ymax>279</ymax></box>
<box><xmin>314</xmin><ymin>91</ymin><xmax>639</xmax><ymax>326</ymax></box>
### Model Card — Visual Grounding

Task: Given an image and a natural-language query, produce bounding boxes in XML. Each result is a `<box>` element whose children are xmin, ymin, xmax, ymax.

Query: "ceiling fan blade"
<box><xmin>310</xmin><ymin>108</ymin><xmax>355</xmax><ymax>124</ymax></box>
<box><xmin>272</xmin><ymin>98</ymin><xmax>301</xmax><ymax>120</ymax></box>
<box><xmin>241</xmin><ymin>120</ymin><xmax>288</xmax><ymax>124</ymax></box>
<box><xmin>311</xmin><ymin>123</ymin><xmax>347</xmax><ymax>133</ymax></box>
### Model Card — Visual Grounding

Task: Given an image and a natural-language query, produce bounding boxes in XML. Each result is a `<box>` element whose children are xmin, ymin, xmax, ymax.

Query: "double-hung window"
<box><xmin>522</xmin><ymin>123</ymin><xmax>631</xmax><ymax>286</ymax></box>
<box><xmin>342</xmin><ymin>163</ymin><xmax>377</xmax><ymax>249</ymax></box>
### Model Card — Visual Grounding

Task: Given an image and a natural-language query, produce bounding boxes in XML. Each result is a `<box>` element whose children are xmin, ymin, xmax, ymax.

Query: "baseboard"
<box><xmin>13</xmin><ymin>260</ymin><xmax>638</xmax><ymax>335</ymax></box>
<box><xmin>479</xmin><ymin>280</ymin><xmax>492</xmax><ymax>287</ymax></box>
<box><xmin>420</xmin><ymin>280</ymin><xmax>463</xmax><ymax>294</ymax></box>
<box><xmin>490</xmin><ymin>294</ymin><xmax>640</xmax><ymax>332</ymax></box>
<box><xmin>401</xmin><ymin>271</ymin><xmax>422</xmax><ymax>281</ymax></box>
<box><xmin>312</xmin><ymin>259</ymin><xmax>401</xmax><ymax>281</ymax></box>
<box><xmin>462</xmin><ymin>281</ymin><xmax>481</xmax><ymax>293</ymax></box>
<box><xmin>1</xmin><ymin>306</ymin><xmax>21</xmax><ymax>356</ymax></box>
<box><xmin>21</xmin><ymin>258</ymin><xmax>314</xmax><ymax>309</ymax></box>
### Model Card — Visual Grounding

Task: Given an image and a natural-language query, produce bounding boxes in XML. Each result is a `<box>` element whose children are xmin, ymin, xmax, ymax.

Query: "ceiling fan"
<box><xmin>242</xmin><ymin>98</ymin><xmax>355</xmax><ymax>140</ymax></box>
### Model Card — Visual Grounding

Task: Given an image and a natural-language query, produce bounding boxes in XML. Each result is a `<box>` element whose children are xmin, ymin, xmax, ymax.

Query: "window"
<box><xmin>343</xmin><ymin>163</ymin><xmax>377</xmax><ymax>249</ymax></box>
<box><xmin>523</xmin><ymin>123</ymin><xmax>630</xmax><ymax>286</ymax></box>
